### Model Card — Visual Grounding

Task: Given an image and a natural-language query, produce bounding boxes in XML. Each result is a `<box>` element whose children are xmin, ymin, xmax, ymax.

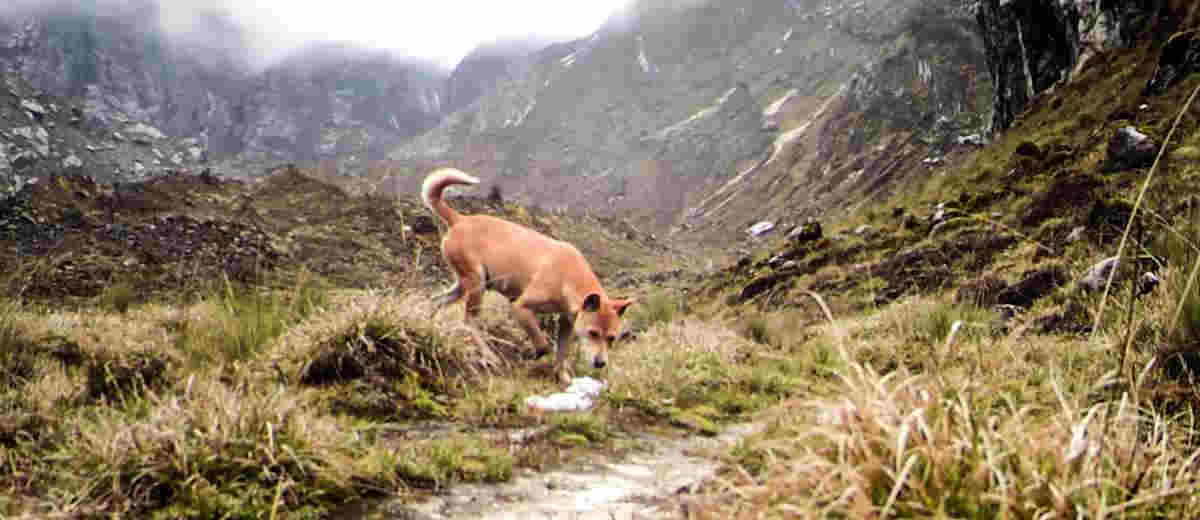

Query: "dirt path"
<box><xmin>347</xmin><ymin>424</ymin><xmax>759</xmax><ymax>520</ymax></box>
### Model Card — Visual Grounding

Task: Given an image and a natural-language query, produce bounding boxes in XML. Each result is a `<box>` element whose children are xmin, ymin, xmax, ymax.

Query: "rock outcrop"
<box><xmin>0</xmin><ymin>65</ymin><xmax>206</xmax><ymax>192</ymax></box>
<box><xmin>975</xmin><ymin>0</ymin><xmax>1166</xmax><ymax>134</ymax></box>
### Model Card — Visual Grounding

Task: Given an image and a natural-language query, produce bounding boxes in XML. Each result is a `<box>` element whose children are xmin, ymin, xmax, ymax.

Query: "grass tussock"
<box><xmin>174</xmin><ymin>274</ymin><xmax>328</xmax><ymax>364</ymax></box>
<box><xmin>0</xmin><ymin>279</ymin><xmax>416</xmax><ymax>519</ymax></box>
<box><xmin>268</xmin><ymin>291</ymin><xmax>509</xmax><ymax>390</ymax></box>
<box><xmin>49</xmin><ymin>379</ymin><xmax>393</xmax><ymax>519</ymax></box>
<box><xmin>606</xmin><ymin>318</ymin><xmax>808</xmax><ymax>435</ymax></box>
<box><xmin>393</xmin><ymin>436</ymin><xmax>514</xmax><ymax>489</ymax></box>
<box><xmin>683</xmin><ymin>293</ymin><xmax>1200</xmax><ymax>518</ymax></box>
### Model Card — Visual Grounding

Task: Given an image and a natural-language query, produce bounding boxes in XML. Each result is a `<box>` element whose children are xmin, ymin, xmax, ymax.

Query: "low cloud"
<box><xmin>0</xmin><ymin>0</ymin><xmax>631</xmax><ymax>71</ymax></box>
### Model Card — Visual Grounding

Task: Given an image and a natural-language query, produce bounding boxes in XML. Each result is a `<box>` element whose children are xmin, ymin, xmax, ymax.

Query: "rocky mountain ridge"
<box><xmin>384</xmin><ymin>0</ymin><xmax>1196</xmax><ymax>250</ymax></box>
<box><xmin>385</xmin><ymin>0</ymin><xmax>993</xmax><ymax>241</ymax></box>
<box><xmin>0</xmin><ymin>0</ymin><xmax>450</xmax><ymax>178</ymax></box>
<box><xmin>0</xmin><ymin>63</ymin><xmax>206</xmax><ymax>194</ymax></box>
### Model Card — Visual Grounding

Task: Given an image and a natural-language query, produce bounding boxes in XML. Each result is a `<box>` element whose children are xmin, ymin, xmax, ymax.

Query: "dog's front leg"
<box><xmin>554</xmin><ymin>313</ymin><xmax>576</xmax><ymax>385</ymax></box>
<box><xmin>512</xmin><ymin>304</ymin><xmax>553</xmax><ymax>359</ymax></box>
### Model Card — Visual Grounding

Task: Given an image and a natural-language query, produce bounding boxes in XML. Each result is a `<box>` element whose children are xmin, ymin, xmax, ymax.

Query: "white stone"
<box><xmin>747</xmin><ymin>221</ymin><xmax>775</xmax><ymax>236</ymax></box>
<box><xmin>525</xmin><ymin>377</ymin><xmax>606</xmax><ymax>412</ymax></box>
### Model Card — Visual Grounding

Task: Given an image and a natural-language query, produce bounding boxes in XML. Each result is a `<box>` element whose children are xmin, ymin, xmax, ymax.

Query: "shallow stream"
<box><xmin>341</xmin><ymin>423</ymin><xmax>760</xmax><ymax>520</ymax></box>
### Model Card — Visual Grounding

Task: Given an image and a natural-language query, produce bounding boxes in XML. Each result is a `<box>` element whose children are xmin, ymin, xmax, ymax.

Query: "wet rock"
<box><xmin>62</xmin><ymin>154</ymin><xmax>82</xmax><ymax>169</ymax></box>
<box><xmin>20</xmin><ymin>99</ymin><xmax>46</xmax><ymax>119</ymax></box>
<box><xmin>786</xmin><ymin>219</ymin><xmax>821</xmax><ymax>243</ymax></box>
<box><xmin>956</xmin><ymin>133</ymin><xmax>986</xmax><ymax>146</ymax></box>
<box><xmin>11</xmin><ymin>126</ymin><xmax>50</xmax><ymax>157</ymax></box>
<box><xmin>1105</xmin><ymin>126</ymin><xmax>1158</xmax><ymax>171</ymax></box>
<box><xmin>10</xmin><ymin>150</ymin><xmax>38</xmax><ymax>170</ymax></box>
<box><xmin>124</xmin><ymin>122</ymin><xmax>166</xmax><ymax>144</ymax></box>
<box><xmin>931</xmin><ymin>203</ymin><xmax>949</xmax><ymax>224</ymax></box>
<box><xmin>996</xmin><ymin>265</ymin><xmax>1067</xmax><ymax>308</ymax></box>
<box><xmin>747</xmin><ymin>221</ymin><xmax>775</xmax><ymax>237</ymax></box>
<box><xmin>853</xmin><ymin>224</ymin><xmax>872</xmax><ymax>236</ymax></box>
<box><xmin>1137</xmin><ymin>271</ymin><xmax>1160</xmax><ymax>297</ymax></box>
<box><xmin>1065</xmin><ymin>226</ymin><xmax>1087</xmax><ymax>243</ymax></box>
<box><xmin>1078</xmin><ymin>256</ymin><xmax>1119</xmax><ymax>292</ymax></box>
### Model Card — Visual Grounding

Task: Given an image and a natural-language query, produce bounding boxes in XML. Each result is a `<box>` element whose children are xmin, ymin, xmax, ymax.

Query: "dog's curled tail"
<box><xmin>421</xmin><ymin>168</ymin><xmax>480</xmax><ymax>227</ymax></box>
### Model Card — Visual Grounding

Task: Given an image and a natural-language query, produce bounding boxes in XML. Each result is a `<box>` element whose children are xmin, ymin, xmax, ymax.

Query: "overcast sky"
<box><xmin>164</xmin><ymin>0</ymin><xmax>633</xmax><ymax>68</ymax></box>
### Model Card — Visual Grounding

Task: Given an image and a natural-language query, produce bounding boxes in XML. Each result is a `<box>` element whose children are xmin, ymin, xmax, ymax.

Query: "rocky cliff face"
<box><xmin>0</xmin><ymin>63</ymin><xmax>206</xmax><ymax>194</ymax></box>
<box><xmin>976</xmin><ymin>0</ymin><xmax>1178</xmax><ymax>134</ymax></box>
<box><xmin>444</xmin><ymin>39</ymin><xmax>550</xmax><ymax>115</ymax></box>
<box><xmin>683</xmin><ymin>0</ymin><xmax>991</xmax><ymax>240</ymax></box>
<box><xmin>0</xmin><ymin>1</ymin><xmax>447</xmax><ymax>175</ymax></box>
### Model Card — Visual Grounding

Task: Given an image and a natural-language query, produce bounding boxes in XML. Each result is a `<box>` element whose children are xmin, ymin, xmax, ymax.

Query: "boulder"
<box><xmin>20</xmin><ymin>99</ymin><xmax>47</xmax><ymax>119</ymax></box>
<box><xmin>747</xmin><ymin>221</ymin><xmax>775</xmax><ymax>237</ymax></box>
<box><xmin>956</xmin><ymin>134</ymin><xmax>986</xmax><ymax>146</ymax></box>
<box><xmin>787</xmin><ymin>220</ymin><xmax>822</xmax><ymax>243</ymax></box>
<box><xmin>1078</xmin><ymin>256</ymin><xmax>1119</xmax><ymax>292</ymax></box>
<box><xmin>124</xmin><ymin>123</ymin><xmax>167</xmax><ymax>145</ymax></box>
<box><xmin>1137</xmin><ymin>271</ymin><xmax>1160</xmax><ymax>298</ymax></box>
<box><xmin>1105</xmin><ymin>126</ymin><xmax>1157</xmax><ymax>171</ymax></box>
<box><xmin>1065</xmin><ymin>226</ymin><xmax>1087</xmax><ymax>243</ymax></box>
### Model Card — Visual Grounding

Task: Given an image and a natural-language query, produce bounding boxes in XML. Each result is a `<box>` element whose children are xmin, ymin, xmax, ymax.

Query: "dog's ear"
<box><xmin>582</xmin><ymin>293</ymin><xmax>602</xmax><ymax>312</ymax></box>
<box><xmin>612</xmin><ymin>298</ymin><xmax>634</xmax><ymax>316</ymax></box>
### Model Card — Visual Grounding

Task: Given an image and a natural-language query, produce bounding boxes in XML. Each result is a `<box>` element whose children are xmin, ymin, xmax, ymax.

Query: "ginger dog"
<box><xmin>422</xmin><ymin>168</ymin><xmax>633</xmax><ymax>383</ymax></box>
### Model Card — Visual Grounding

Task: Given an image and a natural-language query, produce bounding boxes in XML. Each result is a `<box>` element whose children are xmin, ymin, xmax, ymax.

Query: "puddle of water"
<box><xmin>341</xmin><ymin>423</ymin><xmax>760</xmax><ymax>520</ymax></box>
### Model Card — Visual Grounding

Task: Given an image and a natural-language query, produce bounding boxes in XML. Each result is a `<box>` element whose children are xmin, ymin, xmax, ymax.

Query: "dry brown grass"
<box><xmin>0</xmin><ymin>266</ymin><xmax>812</xmax><ymax>518</ymax></box>
<box><xmin>682</xmin><ymin>286</ymin><xmax>1200</xmax><ymax>518</ymax></box>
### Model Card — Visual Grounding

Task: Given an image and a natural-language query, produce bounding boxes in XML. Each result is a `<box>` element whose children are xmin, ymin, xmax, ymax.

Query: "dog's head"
<box><xmin>576</xmin><ymin>293</ymin><xmax>634</xmax><ymax>369</ymax></box>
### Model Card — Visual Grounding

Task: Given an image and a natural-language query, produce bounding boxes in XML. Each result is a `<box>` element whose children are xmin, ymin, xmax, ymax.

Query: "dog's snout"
<box><xmin>593</xmin><ymin>358</ymin><xmax>607</xmax><ymax>369</ymax></box>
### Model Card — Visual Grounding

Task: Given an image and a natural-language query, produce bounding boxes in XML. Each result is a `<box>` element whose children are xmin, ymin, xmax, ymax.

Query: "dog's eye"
<box><xmin>607</xmin><ymin>335</ymin><xmax>616</xmax><ymax>342</ymax></box>
<box><xmin>588</xmin><ymin>330</ymin><xmax>601</xmax><ymax>339</ymax></box>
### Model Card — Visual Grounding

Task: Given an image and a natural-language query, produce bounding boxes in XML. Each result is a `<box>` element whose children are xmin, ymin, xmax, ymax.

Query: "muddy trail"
<box><xmin>340</xmin><ymin>424</ymin><xmax>761</xmax><ymax>520</ymax></box>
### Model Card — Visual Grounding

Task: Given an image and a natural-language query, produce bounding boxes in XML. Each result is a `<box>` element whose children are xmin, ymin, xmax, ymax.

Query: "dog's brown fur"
<box><xmin>422</xmin><ymin>168</ymin><xmax>633</xmax><ymax>383</ymax></box>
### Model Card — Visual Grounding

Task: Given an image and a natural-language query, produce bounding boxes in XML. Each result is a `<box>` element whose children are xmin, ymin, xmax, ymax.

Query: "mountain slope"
<box><xmin>0</xmin><ymin>63</ymin><xmax>206</xmax><ymax>193</ymax></box>
<box><xmin>0</xmin><ymin>1</ymin><xmax>447</xmax><ymax>171</ymax></box>
<box><xmin>387</xmin><ymin>0</ymin><xmax>991</xmax><ymax>244</ymax></box>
